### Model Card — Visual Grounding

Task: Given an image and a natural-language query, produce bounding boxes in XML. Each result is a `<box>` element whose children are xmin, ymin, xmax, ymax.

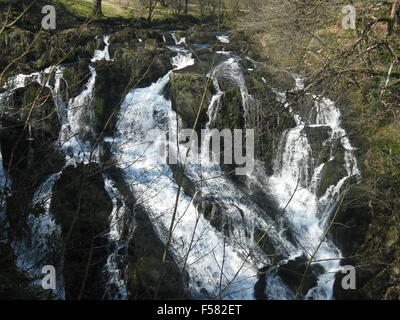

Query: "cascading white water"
<box><xmin>0</xmin><ymin>35</ymin><xmax>114</xmax><ymax>298</ymax></box>
<box><xmin>0</xmin><ymin>30</ymin><xmax>361</xmax><ymax>300</ymax></box>
<box><xmin>103</xmin><ymin>174</ymin><xmax>134</xmax><ymax>300</ymax></box>
<box><xmin>267</xmin><ymin>79</ymin><xmax>360</xmax><ymax>299</ymax></box>
<box><xmin>204</xmin><ymin>77</ymin><xmax>223</xmax><ymax>129</ymax></box>
<box><xmin>12</xmin><ymin>173</ymin><xmax>66</xmax><ymax>299</ymax></box>
<box><xmin>210</xmin><ymin>54</ymin><xmax>253</xmax><ymax>125</ymax></box>
<box><xmin>109</xmin><ymin>36</ymin><xmax>299</xmax><ymax>299</ymax></box>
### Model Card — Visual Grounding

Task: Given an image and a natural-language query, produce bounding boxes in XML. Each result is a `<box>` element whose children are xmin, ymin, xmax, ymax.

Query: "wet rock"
<box><xmin>112</xmin><ymin>46</ymin><xmax>173</xmax><ymax>88</ymax></box>
<box><xmin>169</xmin><ymin>71</ymin><xmax>212</xmax><ymax>130</ymax></box>
<box><xmin>316</xmin><ymin>151</ymin><xmax>347</xmax><ymax>198</ymax></box>
<box><xmin>254</xmin><ymin>266</ymin><xmax>271</xmax><ymax>300</ymax></box>
<box><xmin>199</xmin><ymin>198</ymin><xmax>234</xmax><ymax>237</ymax></box>
<box><xmin>51</xmin><ymin>164</ymin><xmax>113</xmax><ymax>300</ymax></box>
<box><xmin>254</xmin><ymin>228</ymin><xmax>284</xmax><ymax>264</ymax></box>
<box><xmin>11</xmin><ymin>83</ymin><xmax>61</xmax><ymax>136</ymax></box>
<box><xmin>331</xmin><ymin>185</ymin><xmax>371</xmax><ymax>258</ymax></box>
<box><xmin>1</xmin><ymin>82</ymin><xmax>64</xmax><ymax>232</ymax></box>
<box><xmin>215</xmin><ymin>81</ymin><xmax>244</xmax><ymax>131</ymax></box>
<box><xmin>100</xmin><ymin>167</ymin><xmax>189</xmax><ymax>300</ymax></box>
<box><xmin>63</xmin><ymin>58</ymin><xmax>91</xmax><ymax>99</ymax></box>
<box><xmin>303</xmin><ymin>125</ymin><xmax>331</xmax><ymax>164</ymax></box>
<box><xmin>127</xmin><ymin>205</ymin><xmax>188</xmax><ymax>300</ymax></box>
<box><xmin>275</xmin><ymin>255</ymin><xmax>323</xmax><ymax>298</ymax></box>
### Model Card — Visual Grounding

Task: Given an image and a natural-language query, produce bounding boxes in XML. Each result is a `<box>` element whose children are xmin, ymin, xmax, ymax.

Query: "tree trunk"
<box><xmin>388</xmin><ymin>0</ymin><xmax>399</xmax><ymax>35</ymax></box>
<box><xmin>93</xmin><ymin>0</ymin><xmax>102</xmax><ymax>16</ymax></box>
<box><xmin>184</xmin><ymin>0</ymin><xmax>189</xmax><ymax>14</ymax></box>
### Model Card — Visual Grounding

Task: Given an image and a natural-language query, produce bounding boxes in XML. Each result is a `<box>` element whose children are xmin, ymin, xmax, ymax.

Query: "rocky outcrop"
<box><xmin>51</xmin><ymin>164</ymin><xmax>113</xmax><ymax>300</ymax></box>
<box><xmin>127</xmin><ymin>206</ymin><xmax>188</xmax><ymax>300</ymax></box>
<box><xmin>1</xmin><ymin>83</ymin><xmax>63</xmax><ymax>234</ymax></box>
<box><xmin>274</xmin><ymin>255</ymin><xmax>323</xmax><ymax>298</ymax></box>
<box><xmin>169</xmin><ymin>71</ymin><xmax>212</xmax><ymax>130</ymax></box>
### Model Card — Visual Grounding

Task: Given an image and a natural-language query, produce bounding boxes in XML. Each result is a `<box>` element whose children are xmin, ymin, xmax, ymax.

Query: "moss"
<box><xmin>169</xmin><ymin>71</ymin><xmax>211</xmax><ymax>130</ymax></box>
<box><xmin>384</xmin><ymin>286</ymin><xmax>400</xmax><ymax>300</ymax></box>
<box><xmin>385</xmin><ymin>226</ymin><xmax>399</xmax><ymax>249</ymax></box>
<box><xmin>12</xmin><ymin>83</ymin><xmax>60</xmax><ymax>137</ymax></box>
<box><xmin>316</xmin><ymin>151</ymin><xmax>347</xmax><ymax>198</ymax></box>
<box><xmin>365</xmin><ymin>124</ymin><xmax>400</xmax><ymax>183</ymax></box>
<box><xmin>215</xmin><ymin>84</ymin><xmax>244</xmax><ymax>131</ymax></box>
<box><xmin>126</xmin><ymin>208</ymin><xmax>188</xmax><ymax>300</ymax></box>
<box><xmin>63</xmin><ymin>59</ymin><xmax>91</xmax><ymax>98</ymax></box>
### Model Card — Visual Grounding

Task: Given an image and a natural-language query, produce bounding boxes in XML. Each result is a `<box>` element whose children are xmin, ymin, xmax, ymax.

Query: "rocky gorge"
<box><xmin>0</xmin><ymin>0</ymin><xmax>398</xmax><ymax>301</ymax></box>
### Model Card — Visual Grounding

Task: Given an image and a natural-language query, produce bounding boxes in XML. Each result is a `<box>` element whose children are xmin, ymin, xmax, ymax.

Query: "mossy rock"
<box><xmin>331</xmin><ymin>184</ymin><xmax>371</xmax><ymax>257</ymax></box>
<box><xmin>169</xmin><ymin>71</ymin><xmax>212</xmax><ymax>130</ymax></box>
<box><xmin>127</xmin><ymin>206</ymin><xmax>188</xmax><ymax>300</ymax></box>
<box><xmin>62</xmin><ymin>59</ymin><xmax>91</xmax><ymax>98</ymax></box>
<box><xmin>199</xmin><ymin>199</ymin><xmax>233</xmax><ymax>237</ymax></box>
<box><xmin>254</xmin><ymin>227</ymin><xmax>284</xmax><ymax>264</ymax></box>
<box><xmin>94</xmin><ymin>47</ymin><xmax>172</xmax><ymax>136</ymax></box>
<box><xmin>316</xmin><ymin>151</ymin><xmax>347</xmax><ymax>198</ymax></box>
<box><xmin>303</xmin><ymin>125</ymin><xmax>331</xmax><ymax>164</ymax></box>
<box><xmin>0</xmin><ymin>27</ymin><xmax>33</xmax><ymax>75</ymax></box>
<box><xmin>215</xmin><ymin>82</ymin><xmax>244</xmax><ymax>131</ymax></box>
<box><xmin>385</xmin><ymin>225</ymin><xmax>399</xmax><ymax>249</ymax></box>
<box><xmin>11</xmin><ymin>83</ymin><xmax>60</xmax><ymax>136</ymax></box>
<box><xmin>286</xmin><ymin>92</ymin><xmax>317</xmax><ymax>124</ymax></box>
<box><xmin>365</xmin><ymin>124</ymin><xmax>400</xmax><ymax>184</ymax></box>
<box><xmin>94</xmin><ymin>60</ymin><xmax>131</xmax><ymax>136</ymax></box>
<box><xmin>1</xmin><ymin>82</ymin><xmax>64</xmax><ymax>231</ymax></box>
<box><xmin>112</xmin><ymin>46</ymin><xmax>173</xmax><ymax>88</ymax></box>
<box><xmin>275</xmin><ymin>255</ymin><xmax>322</xmax><ymax>298</ymax></box>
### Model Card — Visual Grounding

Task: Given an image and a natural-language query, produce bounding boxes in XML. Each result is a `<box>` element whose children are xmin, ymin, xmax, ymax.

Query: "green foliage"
<box><xmin>366</xmin><ymin>124</ymin><xmax>400</xmax><ymax>181</ymax></box>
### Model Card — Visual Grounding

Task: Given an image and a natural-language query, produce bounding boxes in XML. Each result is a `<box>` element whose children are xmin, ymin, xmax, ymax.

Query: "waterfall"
<box><xmin>110</xmin><ymin>39</ymin><xmax>297</xmax><ymax>299</ymax></box>
<box><xmin>0</xmin><ymin>29</ymin><xmax>361</xmax><ymax>300</ymax></box>
<box><xmin>12</xmin><ymin>173</ymin><xmax>65</xmax><ymax>299</ymax></box>
<box><xmin>205</xmin><ymin>78</ymin><xmax>223</xmax><ymax>128</ymax></box>
<box><xmin>103</xmin><ymin>175</ymin><xmax>134</xmax><ymax>300</ymax></box>
<box><xmin>92</xmin><ymin>35</ymin><xmax>112</xmax><ymax>63</ymax></box>
<box><xmin>0</xmin><ymin>35</ymin><xmax>114</xmax><ymax>298</ymax></box>
<box><xmin>266</xmin><ymin>79</ymin><xmax>360</xmax><ymax>299</ymax></box>
<box><xmin>211</xmin><ymin>54</ymin><xmax>254</xmax><ymax>125</ymax></box>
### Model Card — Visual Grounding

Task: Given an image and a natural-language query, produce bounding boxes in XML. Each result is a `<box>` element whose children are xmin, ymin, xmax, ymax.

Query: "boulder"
<box><xmin>275</xmin><ymin>255</ymin><xmax>323</xmax><ymax>298</ymax></box>
<box><xmin>169</xmin><ymin>71</ymin><xmax>212</xmax><ymax>130</ymax></box>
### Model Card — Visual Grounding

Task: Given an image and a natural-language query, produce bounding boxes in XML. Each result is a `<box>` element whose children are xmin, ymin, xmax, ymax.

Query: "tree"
<box><xmin>388</xmin><ymin>0</ymin><xmax>399</xmax><ymax>35</ymax></box>
<box><xmin>184</xmin><ymin>0</ymin><xmax>189</xmax><ymax>14</ymax></box>
<box><xmin>93</xmin><ymin>0</ymin><xmax>103</xmax><ymax>16</ymax></box>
